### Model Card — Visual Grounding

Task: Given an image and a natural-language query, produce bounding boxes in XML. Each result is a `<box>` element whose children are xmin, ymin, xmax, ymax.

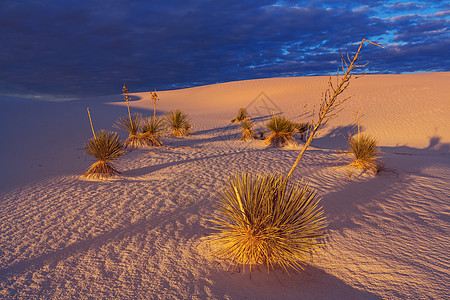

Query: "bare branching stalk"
<box><xmin>286</xmin><ymin>39</ymin><xmax>384</xmax><ymax>181</ymax></box>
<box><xmin>87</xmin><ymin>107</ymin><xmax>96</xmax><ymax>139</ymax></box>
<box><xmin>302</xmin><ymin>104</ymin><xmax>307</xmax><ymax>124</ymax></box>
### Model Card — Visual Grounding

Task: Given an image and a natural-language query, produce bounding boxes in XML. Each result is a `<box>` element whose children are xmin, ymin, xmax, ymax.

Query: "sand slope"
<box><xmin>0</xmin><ymin>72</ymin><xmax>449</xmax><ymax>299</ymax></box>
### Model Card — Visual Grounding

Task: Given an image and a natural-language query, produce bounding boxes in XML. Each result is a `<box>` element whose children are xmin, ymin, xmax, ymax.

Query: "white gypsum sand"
<box><xmin>0</xmin><ymin>72</ymin><xmax>449</xmax><ymax>299</ymax></box>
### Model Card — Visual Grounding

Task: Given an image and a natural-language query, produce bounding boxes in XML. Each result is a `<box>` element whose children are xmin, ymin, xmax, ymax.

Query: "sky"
<box><xmin>1</xmin><ymin>0</ymin><xmax>449</xmax><ymax>98</ymax></box>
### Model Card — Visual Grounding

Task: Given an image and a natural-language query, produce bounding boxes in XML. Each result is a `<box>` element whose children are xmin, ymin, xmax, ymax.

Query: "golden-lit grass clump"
<box><xmin>82</xmin><ymin>130</ymin><xmax>125</xmax><ymax>179</ymax></box>
<box><xmin>265</xmin><ymin>115</ymin><xmax>296</xmax><ymax>147</ymax></box>
<box><xmin>141</xmin><ymin>116</ymin><xmax>165</xmax><ymax>146</ymax></box>
<box><xmin>164</xmin><ymin>109</ymin><xmax>192</xmax><ymax>137</ymax></box>
<box><xmin>114</xmin><ymin>112</ymin><xmax>147</xmax><ymax>148</ymax></box>
<box><xmin>208</xmin><ymin>173</ymin><xmax>327</xmax><ymax>273</ymax></box>
<box><xmin>348</xmin><ymin>133</ymin><xmax>381</xmax><ymax>172</ymax></box>
<box><xmin>239</xmin><ymin>119</ymin><xmax>257</xmax><ymax>141</ymax></box>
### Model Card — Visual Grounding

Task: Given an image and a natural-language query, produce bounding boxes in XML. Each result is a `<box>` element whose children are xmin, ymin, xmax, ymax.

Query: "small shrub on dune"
<box><xmin>114</xmin><ymin>112</ymin><xmax>146</xmax><ymax>148</ymax></box>
<box><xmin>164</xmin><ymin>109</ymin><xmax>192</xmax><ymax>137</ymax></box>
<box><xmin>295</xmin><ymin>122</ymin><xmax>311</xmax><ymax>141</ymax></box>
<box><xmin>82</xmin><ymin>130</ymin><xmax>125</xmax><ymax>180</ymax></box>
<box><xmin>141</xmin><ymin>116</ymin><xmax>164</xmax><ymax>146</ymax></box>
<box><xmin>258</xmin><ymin>130</ymin><xmax>266</xmax><ymax>140</ymax></box>
<box><xmin>265</xmin><ymin>115</ymin><xmax>297</xmax><ymax>147</ymax></box>
<box><xmin>239</xmin><ymin>119</ymin><xmax>257</xmax><ymax>141</ymax></box>
<box><xmin>231</xmin><ymin>108</ymin><xmax>249</xmax><ymax>123</ymax></box>
<box><xmin>348</xmin><ymin>133</ymin><xmax>380</xmax><ymax>172</ymax></box>
<box><xmin>208</xmin><ymin>173</ymin><xmax>327</xmax><ymax>273</ymax></box>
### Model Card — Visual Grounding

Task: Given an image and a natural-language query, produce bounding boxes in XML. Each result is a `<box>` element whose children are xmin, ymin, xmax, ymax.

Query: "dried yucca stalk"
<box><xmin>150</xmin><ymin>89</ymin><xmax>159</xmax><ymax>119</ymax></box>
<box><xmin>286</xmin><ymin>39</ymin><xmax>384</xmax><ymax>180</ymax></box>
<box><xmin>208</xmin><ymin>173</ymin><xmax>327</xmax><ymax>273</ymax></box>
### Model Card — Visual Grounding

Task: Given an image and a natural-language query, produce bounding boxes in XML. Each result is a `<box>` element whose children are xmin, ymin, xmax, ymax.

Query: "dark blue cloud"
<box><xmin>0</xmin><ymin>0</ymin><xmax>448</xmax><ymax>97</ymax></box>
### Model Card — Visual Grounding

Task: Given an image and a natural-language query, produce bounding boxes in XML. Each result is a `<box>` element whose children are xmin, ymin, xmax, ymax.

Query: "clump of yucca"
<box><xmin>141</xmin><ymin>116</ymin><xmax>164</xmax><ymax>146</ymax></box>
<box><xmin>114</xmin><ymin>112</ymin><xmax>146</xmax><ymax>148</ymax></box>
<box><xmin>348</xmin><ymin>133</ymin><xmax>380</xmax><ymax>172</ymax></box>
<box><xmin>164</xmin><ymin>109</ymin><xmax>191</xmax><ymax>137</ymax></box>
<box><xmin>208</xmin><ymin>173</ymin><xmax>327</xmax><ymax>273</ymax></box>
<box><xmin>239</xmin><ymin>119</ymin><xmax>257</xmax><ymax>141</ymax></box>
<box><xmin>231</xmin><ymin>108</ymin><xmax>249</xmax><ymax>123</ymax></box>
<box><xmin>295</xmin><ymin>122</ymin><xmax>311</xmax><ymax>141</ymax></box>
<box><xmin>82</xmin><ymin>130</ymin><xmax>125</xmax><ymax>179</ymax></box>
<box><xmin>265</xmin><ymin>115</ymin><xmax>297</xmax><ymax>147</ymax></box>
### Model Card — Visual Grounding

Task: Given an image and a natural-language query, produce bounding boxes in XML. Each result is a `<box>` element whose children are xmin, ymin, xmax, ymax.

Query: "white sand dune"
<box><xmin>0</xmin><ymin>72</ymin><xmax>449</xmax><ymax>299</ymax></box>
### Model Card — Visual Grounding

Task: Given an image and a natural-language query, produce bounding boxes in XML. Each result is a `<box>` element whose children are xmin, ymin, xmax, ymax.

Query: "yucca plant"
<box><xmin>239</xmin><ymin>119</ymin><xmax>256</xmax><ymax>141</ymax></box>
<box><xmin>348</xmin><ymin>133</ymin><xmax>380</xmax><ymax>171</ymax></box>
<box><xmin>231</xmin><ymin>108</ymin><xmax>249</xmax><ymax>123</ymax></box>
<box><xmin>141</xmin><ymin>115</ymin><xmax>164</xmax><ymax>146</ymax></box>
<box><xmin>207</xmin><ymin>39</ymin><xmax>384</xmax><ymax>274</ymax></box>
<box><xmin>82</xmin><ymin>130</ymin><xmax>125</xmax><ymax>179</ymax></box>
<box><xmin>265</xmin><ymin>115</ymin><xmax>297</xmax><ymax>147</ymax></box>
<box><xmin>296</xmin><ymin>122</ymin><xmax>311</xmax><ymax>141</ymax></box>
<box><xmin>208</xmin><ymin>173</ymin><xmax>327</xmax><ymax>273</ymax></box>
<box><xmin>114</xmin><ymin>112</ymin><xmax>146</xmax><ymax>148</ymax></box>
<box><xmin>164</xmin><ymin>109</ymin><xmax>192</xmax><ymax>137</ymax></box>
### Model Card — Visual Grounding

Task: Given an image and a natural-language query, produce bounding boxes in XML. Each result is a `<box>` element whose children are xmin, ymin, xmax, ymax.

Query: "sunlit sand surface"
<box><xmin>0</xmin><ymin>72</ymin><xmax>449</xmax><ymax>298</ymax></box>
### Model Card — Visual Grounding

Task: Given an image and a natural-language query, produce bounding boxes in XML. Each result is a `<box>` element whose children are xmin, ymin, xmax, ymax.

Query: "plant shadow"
<box><xmin>321</xmin><ymin>134</ymin><xmax>449</xmax><ymax>231</ymax></box>
<box><xmin>208</xmin><ymin>263</ymin><xmax>381</xmax><ymax>299</ymax></box>
<box><xmin>312</xmin><ymin>124</ymin><xmax>359</xmax><ymax>150</ymax></box>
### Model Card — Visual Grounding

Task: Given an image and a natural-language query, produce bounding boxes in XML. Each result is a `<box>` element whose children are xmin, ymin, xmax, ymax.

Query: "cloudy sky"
<box><xmin>1</xmin><ymin>0</ymin><xmax>449</xmax><ymax>97</ymax></box>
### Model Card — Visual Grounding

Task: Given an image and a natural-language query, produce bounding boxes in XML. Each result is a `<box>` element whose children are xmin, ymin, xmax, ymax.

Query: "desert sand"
<box><xmin>0</xmin><ymin>72</ymin><xmax>449</xmax><ymax>299</ymax></box>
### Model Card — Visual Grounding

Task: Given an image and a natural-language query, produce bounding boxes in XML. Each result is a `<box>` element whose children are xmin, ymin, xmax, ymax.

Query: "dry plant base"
<box><xmin>124</xmin><ymin>135</ymin><xmax>150</xmax><ymax>148</ymax></box>
<box><xmin>349</xmin><ymin>159</ymin><xmax>379</xmax><ymax>171</ymax></box>
<box><xmin>265</xmin><ymin>133</ymin><xmax>295</xmax><ymax>147</ymax></box>
<box><xmin>171</xmin><ymin>129</ymin><xmax>190</xmax><ymax>137</ymax></box>
<box><xmin>141</xmin><ymin>133</ymin><xmax>163</xmax><ymax>146</ymax></box>
<box><xmin>241</xmin><ymin>129</ymin><xmax>256</xmax><ymax>141</ymax></box>
<box><xmin>345</xmin><ymin>160</ymin><xmax>384</xmax><ymax>179</ymax></box>
<box><xmin>82</xmin><ymin>161</ymin><xmax>121</xmax><ymax>180</ymax></box>
<box><xmin>239</xmin><ymin>119</ymin><xmax>256</xmax><ymax>141</ymax></box>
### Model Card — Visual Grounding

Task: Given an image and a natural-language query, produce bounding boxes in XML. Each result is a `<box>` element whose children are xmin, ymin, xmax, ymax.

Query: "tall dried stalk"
<box><xmin>286</xmin><ymin>39</ymin><xmax>384</xmax><ymax>180</ymax></box>
<box><xmin>87</xmin><ymin>107</ymin><xmax>96</xmax><ymax>139</ymax></box>
<box><xmin>150</xmin><ymin>89</ymin><xmax>159</xmax><ymax>119</ymax></box>
<box><xmin>123</xmin><ymin>83</ymin><xmax>133</xmax><ymax>129</ymax></box>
